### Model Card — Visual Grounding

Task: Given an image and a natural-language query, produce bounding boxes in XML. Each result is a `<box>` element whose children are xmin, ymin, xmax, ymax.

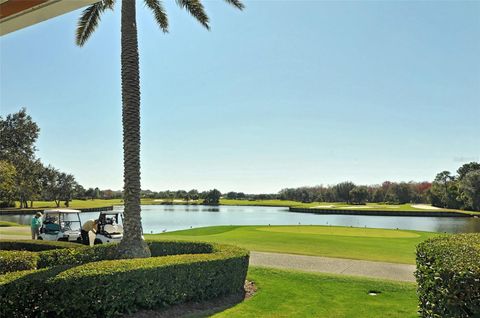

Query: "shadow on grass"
<box><xmin>123</xmin><ymin>281</ymin><xmax>257</xmax><ymax>318</ymax></box>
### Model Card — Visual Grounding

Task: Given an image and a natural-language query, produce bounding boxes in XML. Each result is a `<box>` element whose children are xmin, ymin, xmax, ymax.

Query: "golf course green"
<box><xmin>148</xmin><ymin>225</ymin><xmax>437</xmax><ymax>264</ymax></box>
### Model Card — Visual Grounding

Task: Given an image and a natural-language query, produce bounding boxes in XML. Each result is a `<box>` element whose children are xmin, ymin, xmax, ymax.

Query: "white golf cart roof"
<box><xmin>43</xmin><ymin>209</ymin><xmax>81</xmax><ymax>214</ymax></box>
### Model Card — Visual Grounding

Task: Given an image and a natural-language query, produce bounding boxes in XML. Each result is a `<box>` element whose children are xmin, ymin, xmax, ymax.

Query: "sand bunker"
<box><xmin>339</xmin><ymin>206</ymin><xmax>372</xmax><ymax>209</ymax></box>
<box><xmin>411</xmin><ymin>204</ymin><xmax>442</xmax><ymax>210</ymax></box>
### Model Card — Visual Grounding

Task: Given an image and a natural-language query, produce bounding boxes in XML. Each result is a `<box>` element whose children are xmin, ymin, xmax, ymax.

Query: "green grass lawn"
<box><xmin>220</xmin><ymin>199</ymin><xmax>478</xmax><ymax>214</ymax></box>
<box><xmin>148</xmin><ymin>225</ymin><xmax>437</xmax><ymax>264</ymax></box>
<box><xmin>9</xmin><ymin>198</ymin><xmax>202</xmax><ymax>210</ymax></box>
<box><xmin>212</xmin><ymin>267</ymin><xmax>418</xmax><ymax>318</ymax></box>
<box><xmin>0</xmin><ymin>221</ymin><xmax>22</xmax><ymax>227</ymax></box>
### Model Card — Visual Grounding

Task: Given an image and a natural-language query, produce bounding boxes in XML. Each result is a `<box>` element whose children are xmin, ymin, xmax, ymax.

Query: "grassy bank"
<box><xmin>149</xmin><ymin>225</ymin><xmax>436</xmax><ymax>264</ymax></box>
<box><xmin>220</xmin><ymin>200</ymin><xmax>478</xmax><ymax>215</ymax></box>
<box><xmin>5</xmin><ymin>198</ymin><xmax>477</xmax><ymax>216</ymax></box>
<box><xmin>0</xmin><ymin>221</ymin><xmax>22</xmax><ymax>227</ymax></box>
<box><xmin>6</xmin><ymin>199</ymin><xmax>202</xmax><ymax>210</ymax></box>
<box><xmin>214</xmin><ymin>267</ymin><xmax>417</xmax><ymax>318</ymax></box>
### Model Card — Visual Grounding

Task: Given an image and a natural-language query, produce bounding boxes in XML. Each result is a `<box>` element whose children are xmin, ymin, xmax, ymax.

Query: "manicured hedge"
<box><xmin>0</xmin><ymin>250</ymin><xmax>39</xmax><ymax>274</ymax></box>
<box><xmin>0</xmin><ymin>240</ymin><xmax>249</xmax><ymax>318</ymax></box>
<box><xmin>148</xmin><ymin>240</ymin><xmax>214</xmax><ymax>256</ymax></box>
<box><xmin>0</xmin><ymin>239</ymin><xmax>78</xmax><ymax>251</ymax></box>
<box><xmin>415</xmin><ymin>233</ymin><xmax>480</xmax><ymax>318</ymax></box>
<box><xmin>36</xmin><ymin>240</ymin><xmax>215</xmax><ymax>268</ymax></box>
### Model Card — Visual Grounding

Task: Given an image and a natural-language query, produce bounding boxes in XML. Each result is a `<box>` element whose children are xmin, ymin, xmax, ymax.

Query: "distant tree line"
<box><xmin>144</xmin><ymin>162</ymin><xmax>480</xmax><ymax>211</ymax></box>
<box><xmin>277</xmin><ymin>181</ymin><xmax>432</xmax><ymax>205</ymax></box>
<box><xmin>1</xmin><ymin>109</ymin><xmax>479</xmax><ymax>211</ymax></box>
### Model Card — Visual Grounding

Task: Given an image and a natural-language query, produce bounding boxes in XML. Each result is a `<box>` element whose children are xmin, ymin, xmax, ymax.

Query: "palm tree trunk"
<box><xmin>117</xmin><ymin>0</ymin><xmax>150</xmax><ymax>258</ymax></box>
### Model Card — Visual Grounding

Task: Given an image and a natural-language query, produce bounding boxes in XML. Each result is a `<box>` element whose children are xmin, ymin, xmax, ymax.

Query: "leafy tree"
<box><xmin>0</xmin><ymin>161</ymin><xmax>16</xmax><ymax>207</ymax></box>
<box><xmin>333</xmin><ymin>182</ymin><xmax>356</xmax><ymax>202</ymax></box>
<box><xmin>85</xmin><ymin>187</ymin><xmax>95</xmax><ymax>200</ymax></box>
<box><xmin>203</xmin><ymin>189</ymin><xmax>221</xmax><ymax>205</ymax></box>
<box><xmin>94</xmin><ymin>187</ymin><xmax>101</xmax><ymax>199</ymax></box>
<box><xmin>40</xmin><ymin>165</ymin><xmax>59</xmax><ymax>203</ymax></box>
<box><xmin>371</xmin><ymin>188</ymin><xmax>385</xmax><ymax>203</ymax></box>
<box><xmin>388</xmin><ymin>182</ymin><xmax>412</xmax><ymax>204</ymax></box>
<box><xmin>349</xmin><ymin>186</ymin><xmax>369</xmax><ymax>204</ymax></box>
<box><xmin>458</xmin><ymin>170</ymin><xmax>480</xmax><ymax>211</ymax></box>
<box><xmin>76</xmin><ymin>0</ymin><xmax>244</xmax><ymax>258</ymax></box>
<box><xmin>188</xmin><ymin>189</ymin><xmax>199</xmax><ymax>201</ymax></box>
<box><xmin>74</xmin><ymin>184</ymin><xmax>86</xmax><ymax>199</ymax></box>
<box><xmin>57</xmin><ymin>173</ymin><xmax>77</xmax><ymax>207</ymax></box>
<box><xmin>40</xmin><ymin>166</ymin><xmax>77</xmax><ymax>207</ymax></box>
<box><xmin>430</xmin><ymin>171</ymin><xmax>462</xmax><ymax>209</ymax></box>
<box><xmin>457</xmin><ymin>162</ymin><xmax>480</xmax><ymax>180</ymax></box>
<box><xmin>22</xmin><ymin>159</ymin><xmax>44</xmax><ymax>208</ymax></box>
<box><xmin>411</xmin><ymin>182</ymin><xmax>431</xmax><ymax>203</ymax></box>
<box><xmin>0</xmin><ymin>108</ymin><xmax>40</xmax><ymax>162</ymax></box>
<box><xmin>0</xmin><ymin>108</ymin><xmax>43</xmax><ymax>207</ymax></box>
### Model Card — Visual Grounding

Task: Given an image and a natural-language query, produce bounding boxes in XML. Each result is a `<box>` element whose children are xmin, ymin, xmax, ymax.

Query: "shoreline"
<box><xmin>0</xmin><ymin>203</ymin><xmax>476</xmax><ymax>217</ymax></box>
<box><xmin>0</xmin><ymin>206</ymin><xmax>114</xmax><ymax>215</ymax></box>
<box><xmin>288</xmin><ymin>207</ymin><xmax>472</xmax><ymax>217</ymax></box>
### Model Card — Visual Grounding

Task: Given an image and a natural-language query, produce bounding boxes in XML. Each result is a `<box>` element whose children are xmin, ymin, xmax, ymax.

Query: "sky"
<box><xmin>1</xmin><ymin>0</ymin><xmax>479</xmax><ymax>194</ymax></box>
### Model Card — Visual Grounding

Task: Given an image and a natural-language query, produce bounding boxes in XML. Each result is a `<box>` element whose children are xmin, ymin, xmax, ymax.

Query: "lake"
<box><xmin>2</xmin><ymin>205</ymin><xmax>479</xmax><ymax>233</ymax></box>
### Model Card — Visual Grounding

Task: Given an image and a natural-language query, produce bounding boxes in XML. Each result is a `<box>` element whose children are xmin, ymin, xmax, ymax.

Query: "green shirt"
<box><xmin>31</xmin><ymin>217</ymin><xmax>42</xmax><ymax>229</ymax></box>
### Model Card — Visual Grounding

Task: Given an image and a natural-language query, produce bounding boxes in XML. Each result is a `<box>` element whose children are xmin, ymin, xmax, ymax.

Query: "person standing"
<box><xmin>31</xmin><ymin>212</ymin><xmax>42</xmax><ymax>239</ymax></box>
<box><xmin>81</xmin><ymin>219</ymin><xmax>98</xmax><ymax>245</ymax></box>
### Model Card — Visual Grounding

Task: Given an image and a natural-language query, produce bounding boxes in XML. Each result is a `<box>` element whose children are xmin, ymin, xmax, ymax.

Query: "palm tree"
<box><xmin>76</xmin><ymin>0</ymin><xmax>244</xmax><ymax>258</ymax></box>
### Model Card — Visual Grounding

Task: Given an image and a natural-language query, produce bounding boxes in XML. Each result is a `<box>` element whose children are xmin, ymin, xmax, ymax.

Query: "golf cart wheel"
<box><xmin>58</xmin><ymin>238</ymin><xmax>68</xmax><ymax>242</ymax></box>
<box><xmin>94</xmin><ymin>238</ymin><xmax>103</xmax><ymax>245</ymax></box>
<box><xmin>37</xmin><ymin>237</ymin><xmax>43</xmax><ymax>240</ymax></box>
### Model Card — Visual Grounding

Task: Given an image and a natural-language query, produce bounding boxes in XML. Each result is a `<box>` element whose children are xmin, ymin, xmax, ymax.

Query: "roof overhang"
<box><xmin>0</xmin><ymin>0</ymin><xmax>98</xmax><ymax>36</ymax></box>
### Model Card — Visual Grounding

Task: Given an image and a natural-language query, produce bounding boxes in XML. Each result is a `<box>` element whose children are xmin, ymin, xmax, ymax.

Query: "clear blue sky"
<box><xmin>1</xmin><ymin>1</ymin><xmax>479</xmax><ymax>193</ymax></box>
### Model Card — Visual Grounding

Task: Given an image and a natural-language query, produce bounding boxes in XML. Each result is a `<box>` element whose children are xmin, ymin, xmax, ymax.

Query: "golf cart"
<box><xmin>93</xmin><ymin>211</ymin><xmax>124</xmax><ymax>244</ymax></box>
<box><xmin>39</xmin><ymin>209</ymin><xmax>82</xmax><ymax>243</ymax></box>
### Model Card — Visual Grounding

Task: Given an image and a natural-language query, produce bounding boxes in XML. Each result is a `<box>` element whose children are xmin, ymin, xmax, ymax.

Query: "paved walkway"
<box><xmin>250</xmin><ymin>251</ymin><xmax>416</xmax><ymax>282</ymax></box>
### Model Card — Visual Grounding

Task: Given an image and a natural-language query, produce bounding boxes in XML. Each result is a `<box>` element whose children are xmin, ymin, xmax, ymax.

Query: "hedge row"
<box><xmin>0</xmin><ymin>250</ymin><xmax>38</xmax><ymax>274</ymax></box>
<box><xmin>0</xmin><ymin>240</ymin><xmax>217</xmax><ymax>273</ymax></box>
<box><xmin>0</xmin><ymin>240</ymin><xmax>249</xmax><ymax>318</ymax></box>
<box><xmin>0</xmin><ymin>239</ymin><xmax>78</xmax><ymax>251</ymax></box>
<box><xmin>415</xmin><ymin>233</ymin><xmax>480</xmax><ymax>318</ymax></box>
<box><xmin>0</xmin><ymin>240</ymin><xmax>80</xmax><ymax>273</ymax></box>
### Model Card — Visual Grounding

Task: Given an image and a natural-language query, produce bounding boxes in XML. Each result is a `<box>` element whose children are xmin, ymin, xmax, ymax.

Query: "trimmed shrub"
<box><xmin>415</xmin><ymin>233</ymin><xmax>480</xmax><ymax>317</ymax></box>
<box><xmin>0</xmin><ymin>241</ymin><xmax>249</xmax><ymax>318</ymax></box>
<box><xmin>37</xmin><ymin>241</ymin><xmax>215</xmax><ymax>268</ymax></box>
<box><xmin>148</xmin><ymin>240</ymin><xmax>214</xmax><ymax>256</ymax></box>
<box><xmin>37</xmin><ymin>244</ymin><xmax>119</xmax><ymax>268</ymax></box>
<box><xmin>0</xmin><ymin>239</ymin><xmax>78</xmax><ymax>251</ymax></box>
<box><xmin>0</xmin><ymin>250</ymin><xmax>39</xmax><ymax>274</ymax></box>
<box><xmin>0</xmin><ymin>266</ymin><xmax>74</xmax><ymax>318</ymax></box>
<box><xmin>1</xmin><ymin>240</ymin><xmax>219</xmax><ymax>270</ymax></box>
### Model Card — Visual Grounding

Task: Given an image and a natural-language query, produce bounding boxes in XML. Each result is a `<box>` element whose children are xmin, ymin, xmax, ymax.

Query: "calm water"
<box><xmin>2</xmin><ymin>205</ymin><xmax>479</xmax><ymax>234</ymax></box>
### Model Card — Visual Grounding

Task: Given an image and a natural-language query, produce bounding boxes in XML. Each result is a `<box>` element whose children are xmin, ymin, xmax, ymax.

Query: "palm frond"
<box><xmin>76</xmin><ymin>0</ymin><xmax>115</xmax><ymax>47</ymax></box>
<box><xmin>175</xmin><ymin>0</ymin><xmax>209</xmax><ymax>30</ymax></box>
<box><xmin>144</xmin><ymin>0</ymin><xmax>169</xmax><ymax>32</ymax></box>
<box><xmin>103</xmin><ymin>0</ymin><xmax>115</xmax><ymax>10</ymax></box>
<box><xmin>224</xmin><ymin>0</ymin><xmax>244</xmax><ymax>10</ymax></box>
